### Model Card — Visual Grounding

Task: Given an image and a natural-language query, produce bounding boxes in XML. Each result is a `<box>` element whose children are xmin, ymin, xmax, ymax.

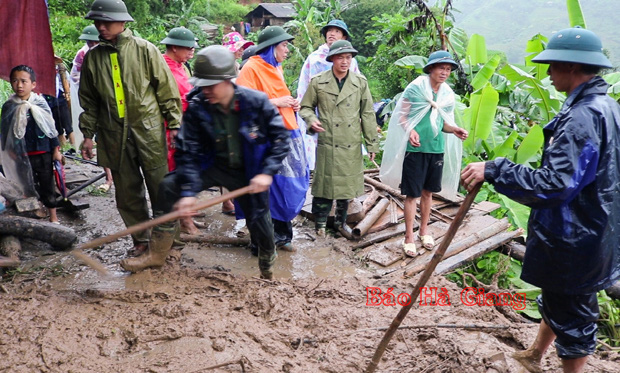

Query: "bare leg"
<box><xmin>562</xmin><ymin>356</ymin><xmax>588</xmax><ymax>373</ymax></box>
<box><xmin>68</xmin><ymin>132</ymin><xmax>76</xmax><ymax>148</ymax></box>
<box><xmin>404</xmin><ymin>196</ymin><xmax>417</xmax><ymax>244</ymax></box>
<box><xmin>49</xmin><ymin>207</ymin><xmax>58</xmax><ymax>223</ymax></box>
<box><xmin>418</xmin><ymin>189</ymin><xmax>432</xmax><ymax>236</ymax></box>
<box><xmin>512</xmin><ymin>319</ymin><xmax>556</xmax><ymax>373</ymax></box>
<box><xmin>104</xmin><ymin>168</ymin><xmax>113</xmax><ymax>187</ymax></box>
<box><xmin>180</xmin><ymin>216</ymin><xmax>200</xmax><ymax>235</ymax></box>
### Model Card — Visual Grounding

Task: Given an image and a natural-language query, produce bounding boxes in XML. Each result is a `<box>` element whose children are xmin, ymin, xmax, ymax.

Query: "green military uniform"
<box><xmin>79</xmin><ymin>27</ymin><xmax>182</xmax><ymax>244</ymax></box>
<box><xmin>300</xmin><ymin>70</ymin><xmax>378</xmax><ymax>199</ymax></box>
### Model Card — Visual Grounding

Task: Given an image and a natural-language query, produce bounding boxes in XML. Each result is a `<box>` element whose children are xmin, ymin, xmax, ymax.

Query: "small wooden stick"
<box><xmin>365</xmin><ymin>183</ymin><xmax>482</xmax><ymax>373</ymax></box>
<box><xmin>77</xmin><ymin>186</ymin><xmax>250</xmax><ymax>250</ymax></box>
<box><xmin>70</xmin><ymin>186</ymin><xmax>251</xmax><ymax>274</ymax></box>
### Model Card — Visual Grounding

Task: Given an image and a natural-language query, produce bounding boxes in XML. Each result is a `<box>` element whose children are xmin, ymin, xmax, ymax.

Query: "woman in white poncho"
<box><xmin>379</xmin><ymin>51</ymin><xmax>468</xmax><ymax>256</ymax></box>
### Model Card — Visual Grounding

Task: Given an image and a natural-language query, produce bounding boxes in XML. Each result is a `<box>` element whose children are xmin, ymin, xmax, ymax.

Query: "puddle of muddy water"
<box><xmin>45</xmin><ymin>192</ymin><xmax>366</xmax><ymax>292</ymax></box>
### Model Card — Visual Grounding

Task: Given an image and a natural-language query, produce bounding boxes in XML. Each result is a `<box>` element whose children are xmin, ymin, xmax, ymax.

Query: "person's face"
<box><xmin>547</xmin><ymin>62</ymin><xmax>573</xmax><ymax>93</ymax></box>
<box><xmin>274</xmin><ymin>41</ymin><xmax>289</xmax><ymax>63</ymax></box>
<box><xmin>11</xmin><ymin>70</ymin><xmax>36</xmax><ymax>100</ymax></box>
<box><xmin>173</xmin><ymin>46</ymin><xmax>194</xmax><ymax>64</ymax></box>
<box><xmin>234</xmin><ymin>48</ymin><xmax>244</xmax><ymax>59</ymax></box>
<box><xmin>325</xmin><ymin>27</ymin><xmax>345</xmax><ymax>47</ymax></box>
<box><xmin>94</xmin><ymin>21</ymin><xmax>125</xmax><ymax>41</ymax></box>
<box><xmin>331</xmin><ymin>53</ymin><xmax>352</xmax><ymax>75</ymax></box>
<box><xmin>428</xmin><ymin>63</ymin><xmax>453</xmax><ymax>86</ymax></box>
<box><xmin>86</xmin><ymin>40</ymin><xmax>99</xmax><ymax>48</ymax></box>
<box><xmin>201</xmin><ymin>81</ymin><xmax>233</xmax><ymax>105</ymax></box>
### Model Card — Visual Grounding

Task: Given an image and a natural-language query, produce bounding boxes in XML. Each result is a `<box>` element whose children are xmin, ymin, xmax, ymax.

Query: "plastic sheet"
<box><xmin>0</xmin><ymin>93</ymin><xmax>57</xmax><ymax>196</ymax></box>
<box><xmin>379</xmin><ymin>76</ymin><xmax>462</xmax><ymax>199</ymax></box>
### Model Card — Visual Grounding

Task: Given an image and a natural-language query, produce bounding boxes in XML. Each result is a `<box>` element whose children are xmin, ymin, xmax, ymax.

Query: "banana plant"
<box><xmin>567</xmin><ymin>0</ymin><xmax>586</xmax><ymax>28</ymax></box>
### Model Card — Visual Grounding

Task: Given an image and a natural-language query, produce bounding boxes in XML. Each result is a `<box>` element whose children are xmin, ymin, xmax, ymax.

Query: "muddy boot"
<box><xmin>120</xmin><ymin>228</ymin><xmax>175</xmax><ymax>273</ymax></box>
<box><xmin>334</xmin><ymin>199</ymin><xmax>354</xmax><ymax>240</ymax></box>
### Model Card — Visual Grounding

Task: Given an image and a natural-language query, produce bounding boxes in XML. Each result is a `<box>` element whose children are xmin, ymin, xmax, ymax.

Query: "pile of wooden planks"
<box><xmin>302</xmin><ymin>169</ymin><xmax>523</xmax><ymax>278</ymax></box>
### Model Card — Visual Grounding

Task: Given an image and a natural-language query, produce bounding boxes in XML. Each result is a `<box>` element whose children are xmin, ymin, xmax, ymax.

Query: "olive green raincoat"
<box><xmin>78</xmin><ymin>28</ymin><xmax>181</xmax><ymax>171</ymax></box>
<box><xmin>300</xmin><ymin>71</ymin><xmax>378</xmax><ymax>199</ymax></box>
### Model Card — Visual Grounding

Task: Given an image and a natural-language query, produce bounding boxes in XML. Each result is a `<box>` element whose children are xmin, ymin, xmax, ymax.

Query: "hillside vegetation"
<box><xmin>453</xmin><ymin>0</ymin><xmax>619</xmax><ymax>66</ymax></box>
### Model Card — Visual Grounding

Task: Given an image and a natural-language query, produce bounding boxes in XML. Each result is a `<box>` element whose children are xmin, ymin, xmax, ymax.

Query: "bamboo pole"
<box><xmin>364</xmin><ymin>183</ymin><xmax>481</xmax><ymax>373</ymax></box>
<box><xmin>70</xmin><ymin>186</ymin><xmax>251</xmax><ymax>274</ymax></box>
<box><xmin>181</xmin><ymin>234</ymin><xmax>251</xmax><ymax>246</ymax></box>
<box><xmin>361</xmin><ymin>185</ymin><xmax>380</xmax><ymax>215</ymax></box>
<box><xmin>352</xmin><ymin>198</ymin><xmax>390</xmax><ymax>238</ymax></box>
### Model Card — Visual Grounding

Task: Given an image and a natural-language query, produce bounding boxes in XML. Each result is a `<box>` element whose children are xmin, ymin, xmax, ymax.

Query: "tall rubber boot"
<box><xmin>120</xmin><ymin>229</ymin><xmax>175</xmax><ymax>272</ymax></box>
<box><xmin>334</xmin><ymin>199</ymin><xmax>353</xmax><ymax>240</ymax></box>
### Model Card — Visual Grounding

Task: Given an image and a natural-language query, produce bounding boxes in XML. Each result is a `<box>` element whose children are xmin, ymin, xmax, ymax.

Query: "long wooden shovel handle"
<box><xmin>365</xmin><ymin>182</ymin><xmax>482</xmax><ymax>373</ymax></box>
<box><xmin>77</xmin><ymin>186</ymin><xmax>251</xmax><ymax>251</ymax></box>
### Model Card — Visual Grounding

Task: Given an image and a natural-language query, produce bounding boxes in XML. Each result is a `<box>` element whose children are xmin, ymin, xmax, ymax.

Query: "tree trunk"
<box><xmin>0</xmin><ymin>215</ymin><xmax>77</xmax><ymax>249</ymax></box>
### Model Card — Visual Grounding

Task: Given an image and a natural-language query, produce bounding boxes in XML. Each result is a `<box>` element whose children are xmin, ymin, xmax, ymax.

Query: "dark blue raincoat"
<box><xmin>484</xmin><ymin>76</ymin><xmax>620</xmax><ymax>294</ymax></box>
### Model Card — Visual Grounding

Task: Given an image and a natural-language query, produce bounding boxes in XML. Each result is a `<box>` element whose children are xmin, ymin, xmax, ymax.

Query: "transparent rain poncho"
<box><xmin>0</xmin><ymin>93</ymin><xmax>58</xmax><ymax>196</ymax></box>
<box><xmin>379</xmin><ymin>76</ymin><xmax>462</xmax><ymax>200</ymax></box>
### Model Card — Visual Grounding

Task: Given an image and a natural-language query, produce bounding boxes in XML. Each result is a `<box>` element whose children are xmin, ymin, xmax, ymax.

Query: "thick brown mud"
<box><xmin>1</xmin><ymin>161</ymin><xmax>619</xmax><ymax>372</ymax></box>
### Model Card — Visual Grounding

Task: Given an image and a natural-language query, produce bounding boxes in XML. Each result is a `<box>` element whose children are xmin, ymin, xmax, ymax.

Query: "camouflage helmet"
<box><xmin>79</xmin><ymin>25</ymin><xmax>100</xmax><ymax>41</ymax></box>
<box><xmin>532</xmin><ymin>27</ymin><xmax>612</xmax><ymax>68</ymax></box>
<box><xmin>189</xmin><ymin>46</ymin><xmax>237</xmax><ymax>87</ymax></box>
<box><xmin>160</xmin><ymin>27</ymin><xmax>197</xmax><ymax>48</ymax></box>
<box><xmin>85</xmin><ymin>0</ymin><xmax>134</xmax><ymax>22</ymax></box>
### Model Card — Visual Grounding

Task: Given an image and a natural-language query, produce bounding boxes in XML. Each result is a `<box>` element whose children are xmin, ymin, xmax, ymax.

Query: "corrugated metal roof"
<box><xmin>253</xmin><ymin>3</ymin><xmax>296</xmax><ymax>18</ymax></box>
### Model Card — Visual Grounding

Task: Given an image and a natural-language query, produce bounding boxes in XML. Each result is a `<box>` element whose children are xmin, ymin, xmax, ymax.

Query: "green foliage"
<box><xmin>340</xmin><ymin>0</ymin><xmax>406</xmax><ymax>57</ymax></box>
<box><xmin>597</xmin><ymin>291</ymin><xmax>620</xmax><ymax>347</ymax></box>
<box><xmin>445</xmin><ymin>251</ymin><xmax>540</xmax><ymax>318</ymax></box>
<box><xmin>566</xmin><ymin>0</ymin><xmax>586</xmax><ymax>28</ymax></box>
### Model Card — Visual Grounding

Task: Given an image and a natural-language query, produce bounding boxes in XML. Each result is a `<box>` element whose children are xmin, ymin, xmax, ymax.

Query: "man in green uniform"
<box><xmin>79</xmin><ymin>0</ymin><xmax>182</xmax><ymax>255</ymax></box>
<box><xmin>300</xmin><ymin>40</ymin><xmax>379</xmax><ymax>238</ymax></box>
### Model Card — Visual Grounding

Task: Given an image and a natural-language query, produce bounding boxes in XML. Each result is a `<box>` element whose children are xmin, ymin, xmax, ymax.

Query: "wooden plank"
<box><xmin>300</xmin><ymin>195</ymin><xmax>364</xmax><ymax>223</ymax></box>
<box><xmin>403</xmin><ymin>218</ymin><xmax>512</xmax><ymax>277</ymax></box>
<box><xmin>435</xmin><ymin>230</ymin><xmax>523</xmax><ymax>275</ymax></box>
<box><xmin>64</xmin><ymin>171</ymin><xmax>92</xmax><ymax>185</ymax></box>
<box><xmin>367</xmin><ymin>240</ymin><xmax>403</xmax><ymax>267</ymax></box>
<box><xmin>352</xmin><ymin>222</ymin><xmax>409</xmax><ymax>250</ymax></box>
<box><xmin>472</xmin><ymin>200</ymin><xmax>501</xmax><ymax>213</ymax></box>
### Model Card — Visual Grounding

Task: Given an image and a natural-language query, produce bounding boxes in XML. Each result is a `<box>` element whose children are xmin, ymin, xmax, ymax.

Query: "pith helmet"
<box><xmin>255</xmin><ymin>26</ymin><xmax>294</xmax><ymax>53</ymax></box>
<box><xmin>189</xmin><ymin>45</ymin><xmax>236</xmax><ymax>87</ymax></box>
<box><xmin>326</xmin><ymin>40</ymin><xmax>358</xmax><ymax>62</ymax></box>
<box><xmin>423</xmin><ymin>50</ymin><xmax>458</xmax><ymax>74</ymax></box>
<box><xmin>321</xmin><ymin>19</ymin><xmax>351</xmax><ymax>40</ymax></box>
<box><xmin>85</xmin><ymin>0</ymin><xmax>134</xmax><ymax>22</ymax></box>
<box><xmin>531</xmin><ymin>27</ymin><xmax>612</xmax><ymax>68</ymax></box>
<box><xmin>240</xmin><ymin>45</ymin><xmax>257</xmax><ymax>69</ymax></box>
<box><xmin>79</xmin><ymin>25</ymin><xmax>100</xmax><ymax>41</ymax></box>
<box><xmin>160</xmin><ymin>27</ymin><xmax>197</xmax><ymax>48</ymax></box>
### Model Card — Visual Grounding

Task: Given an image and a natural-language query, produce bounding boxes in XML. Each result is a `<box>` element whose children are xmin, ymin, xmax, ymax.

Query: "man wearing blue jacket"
<box><xmin>120</xmin><ymin>46</ymin><xmax>290</xmax><ymax>279</ymax></box>
<box><xmin>462</xmin><ymin>27</ymin><xmax>620</xmax><ymax>373</ymax></box>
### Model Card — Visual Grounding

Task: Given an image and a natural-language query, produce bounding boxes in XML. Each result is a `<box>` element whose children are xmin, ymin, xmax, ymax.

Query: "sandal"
<box><xmin>403</xmin><ymin>242</ymin><xmax>417</xmax><ymax>257</ymax></box>
<box><xmin>420</xmin><ymin>235</ymin><xmax>434</xmax><ymax>249</ymax></box>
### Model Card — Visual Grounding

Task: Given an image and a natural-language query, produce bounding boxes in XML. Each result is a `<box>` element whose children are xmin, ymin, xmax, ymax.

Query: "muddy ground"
<box><xmin>1</xmin><ymin>161</ymin><xmax>619</xmax><ymax>372</ymax></box>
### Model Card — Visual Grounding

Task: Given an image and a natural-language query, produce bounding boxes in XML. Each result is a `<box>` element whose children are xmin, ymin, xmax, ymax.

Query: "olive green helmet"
<box><xmin>85</xmin><ymin>0</ymin><xmax>134</xmax><ymax>22</ymax></box>
<box><xmin>532</xmin><ymin>27</ymin><xmax>611</xmax><ymax>68</ymax></box>
<box><xmin>160</xmin><ymin>27</ymin><xmax>196</xmax><ymax>48</ymax></box>
<box><xmin>255</xmin><ymin>26</ymin><xmax>294</xmax><ymax>53</ymax></box>
<box><xmin>326</xmin><ymin>40</ymin><xmax>358</xmax><ymax>62</ymax></box>
<box><xmin>79</xmin><ymin>25</ymin><xmax>100</xmax><ymax>41</ymax></box>
<box><xmin>189</xmin><ymin>45</ymin><xmax>236</xmax><ymax>87</ymax></box>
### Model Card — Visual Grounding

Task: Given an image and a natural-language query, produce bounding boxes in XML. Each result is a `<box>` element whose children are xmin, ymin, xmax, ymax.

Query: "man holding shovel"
<box><xmin>461</xmin><ymin>27</ymin><xmax>620</xmax><ymax>373</ymax></box>
<box><xmin>120</xmin><ymin>46</ymin><xmax>290</xmax><ymax>279</ymax></box>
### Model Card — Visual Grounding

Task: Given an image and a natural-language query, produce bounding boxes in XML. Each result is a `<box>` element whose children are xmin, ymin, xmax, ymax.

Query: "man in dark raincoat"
<box><xmin>120</xmin><ymin>45</ymin><xmax>290</xmax><ymax>280</ymax></box>
<box><xmin>461</xmin><ymin>27</ymin><xmax>620</xmax><ymax>373</ymax></box>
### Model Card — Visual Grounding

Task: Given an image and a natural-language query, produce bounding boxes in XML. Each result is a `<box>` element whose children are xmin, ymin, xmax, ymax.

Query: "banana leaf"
<box><xmin>490</xmin><ymin>130</ymin><xmax>518</xmax><ymax>159</ymax></box>
<box><xmin>464</xmin><ymin>83</ymin><xmax>499</xmax><ymax>151</ymax></box>
<box><xmin>500</xmin><ymin>64</ymin><xmax>562</xmax><ymax>122</ymax></box>
<box><xmin>466</xmin><ymin>34</ymin><xmax>488</xmax><ymax>66</ymax></box>
<box><xmin>394</xmin><ymin>55</ymin><xmax>427</xmax><ymax>71</ymax></box>
<box><xmin>448</xmin><ymin>27</ymin><xmax>468</xmax><ymax>59</ymax></box>
<box><xmin>524</xmin><ymin>33</ymin><xmax>549</xmax><ymax>80</ymax></box>
<box><xmin>567</xmin><ymin>0</ymin><xmax>586</xmax><ymax>28</ymax></box>
<box><xmin>603</xmin><ymin>72</ymin><xmax>620</xmax><ymax>101</ymax></box>
<box><xmin>515</xmin><ymin>124</ymin><xmax>544</xmax><ymax>164</ymax></box>
<box><xmin>470</xmin><ymin>54</ymin><xmax>501</xmax><ymax>92</ymax></box>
